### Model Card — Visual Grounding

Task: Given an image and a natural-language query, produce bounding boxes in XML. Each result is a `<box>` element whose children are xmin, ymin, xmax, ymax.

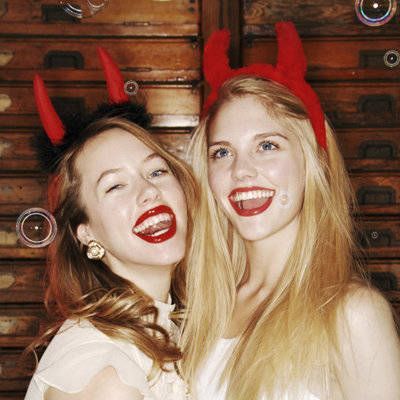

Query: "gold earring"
<box><xmin>86</xmin><ymin>240</ymin><xmax>105</xmax><ymax>260</ymax></box>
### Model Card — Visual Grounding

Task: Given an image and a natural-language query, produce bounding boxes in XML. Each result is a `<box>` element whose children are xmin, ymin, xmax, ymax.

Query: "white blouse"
<box><xmin>196</xmin><ymin>338</ymin><xmax>321</xmax><ymax>400</ymax></box>
<box><xmin>25</xmin><ymin>299</ymin><xmax>190</xmax><ymax>400</ymax></box>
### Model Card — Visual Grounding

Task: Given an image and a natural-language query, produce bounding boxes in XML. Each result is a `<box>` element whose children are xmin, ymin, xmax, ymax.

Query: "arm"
<box><xmin>336</xmin><ymin>287</ymin><xmax>400</xmax><ymax>400</ymax></box>
<box><xmin>45</xmin><ymin>366</ymin><xmax>144</xmax><ymax>400</ymax></box>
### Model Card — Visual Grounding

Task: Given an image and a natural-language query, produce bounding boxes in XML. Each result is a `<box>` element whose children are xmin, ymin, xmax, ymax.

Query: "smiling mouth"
<box><xmin>133</xmin><ymin>205</ymin><xmax>177</xmax><ymax>243</ymax></box>
<box><xmin>229</xmin><ymin>187</ymin><xmax>275</xmax><ymax>217</ymax></box>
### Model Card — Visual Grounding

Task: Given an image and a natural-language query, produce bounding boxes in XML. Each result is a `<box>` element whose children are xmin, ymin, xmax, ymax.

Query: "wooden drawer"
<box><xmin>0</xmin><ymin>261</ymin><xmax>44</xmax><ymax>303</ymax></box>
<box><xmin>0</xmin><ymin>0</ymin><xmax>199</xmax><ymax>37</ymax></box>
<box><xmin>0</xmin><ymin>348</ymin><xmax>35</xmax><ymax>392</ymax></box>
<box><xmin>0</xmin><ymin>84</ymin><xmax>200</xmax><ymax>128</ymax></box>
<box><xmin>358</xmin><ymin>216</ymin><xmax>400</xmax><ymax>258</ymax></box>
<box><xmin>243</xmin><ymin>37</ymin><xmax>400</xmax><ymax>81</ymax></box>
<box><xmin>368</xmin><ymin>261</ymin><xmax>400</xmax><ymax>292</ymax></box>
<box><xmin>0</xmin><ymin>128</ymin><xmax>191</xmax><ymax>172</ymax></box>
<box><xmin>0</xmin><ymin>305</ymin><xmax>46</xmax><ymax>347</ymax></box>
<box><xmin>0</xmin><ymin>174</ymin><xmax>47</xmax><ymax>215</ymax></box>
<box><xmin>0</xmin><ymin>217</ymin><xmax>46</xmax><ymax>259</ymax></box>
<box><xmin>243</xmin><ymin>0</ymin><xmax>399</xmax><ymax>36</ymax></box>
<box><xmin>350</xmin><ymin>172</ymin><xmax>400</xmax><ymax>215</ymax></box>
<box><xmin>316</xmin><ymin>83</ymin><xmax>400</xmax><ymax>129</ymax></box>
<box><xmin>0</xmin><ymin>38</ymin><xmax>200</xmax><ymax>82</ymax></box>
<box><xmin>337</xmin><ymin>128</ymin><xmax>400</xmax><ymax>172</ymax></box>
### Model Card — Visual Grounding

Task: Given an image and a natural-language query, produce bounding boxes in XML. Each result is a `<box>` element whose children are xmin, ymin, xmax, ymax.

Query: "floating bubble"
<box><xmin>60</xmin><ymin>0</ymin><xmax>108</xmax><ymax>19</ymax></box>
<box><xmin>355</xmin><ymin>0</ymin><xmax>397</xmax><ymax>26</ymax></box>
<box><xmin>124</xmin><ymin>80</ymin><xmax>139</xmax><ymax>96</ymax></box>
<box><xmin>384</xmin><ymin>49</ymin><xmax>400</xmax><ymax>67</ymax></box>
<box><xmin>277</xmin><ymin>191</ymin><xmax>291</xmax><ymax>208</ymax></box>
<box><xmin>16</xmin><ymin>208</ymin><xmax>57</xmax><ymax>248</ymax></box>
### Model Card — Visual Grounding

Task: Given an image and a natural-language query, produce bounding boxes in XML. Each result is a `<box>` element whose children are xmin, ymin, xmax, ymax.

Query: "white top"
<box><xmin>25</xmin><ymin>300</ymin><xmax>190</xmax><ymax>400</ymax></box>
<box><xmin>196</xmin><ymin>338</ymin><xmax>321</xmax><ymax>400</ymax></box>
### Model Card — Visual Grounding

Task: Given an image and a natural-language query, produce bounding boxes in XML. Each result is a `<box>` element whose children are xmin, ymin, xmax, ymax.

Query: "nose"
<box><xmin>231</xmin><ymin>153</ymin><xmax>257</xmax><ymax>182</ymax></box>
<box><xmin>136</xmin><ymin>178</ymin><xmax>161</xmax><ymax>207</ymax></box>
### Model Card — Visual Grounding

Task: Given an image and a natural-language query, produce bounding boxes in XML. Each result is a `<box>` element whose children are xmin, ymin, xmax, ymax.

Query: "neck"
<box><xmin>105</xmin><ymin>256</ymin><xmax>174</xmax><ymax>303</ymax></box>
<box><xmin>243</xmin><ymin>216</ymin><xmax>300</xmax><ymax>294</ymax></box>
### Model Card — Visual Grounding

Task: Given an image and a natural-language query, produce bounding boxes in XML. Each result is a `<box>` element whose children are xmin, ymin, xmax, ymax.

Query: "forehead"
<box><xmin>75</xmin><ymin>128</ymin><xmax>154</xmax><ymax>175</ymax></box>
<box><xmin>209</xmin><ymin>96</ymin><xmax>284</xmax><ymax>141</ymax></box>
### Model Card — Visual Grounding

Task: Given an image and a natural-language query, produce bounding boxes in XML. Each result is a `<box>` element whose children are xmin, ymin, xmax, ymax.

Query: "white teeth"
<box><xmin>133</xmin><ymin>213</ymin><xmax>172</xmax><ymax>234</ymax></box>
<box><xmin>232</xmin><ymin>190</ymin><xmax>274</xmax><ymax>202</ymax></box>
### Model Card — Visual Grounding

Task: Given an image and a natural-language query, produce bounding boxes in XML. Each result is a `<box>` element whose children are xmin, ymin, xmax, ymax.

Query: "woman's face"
<box><xmin>207</xmin><ymin>95</ymin><xmax>305</xmax><ymax>242</ymax></box>
<box><xmin>75</xmin><ymin>128</ymin><xmax>188</xmax><ymax>269</ymax></box>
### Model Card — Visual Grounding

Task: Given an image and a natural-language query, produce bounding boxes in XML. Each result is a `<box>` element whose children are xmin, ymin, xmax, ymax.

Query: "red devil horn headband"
<box><xmin>34</xmin><ymin>48</ymin><xmax>129</xmax><ymax>145</ymax></box>
<box><xmin>203</xmin><ymin>21</ymin><xmax>327</xmax><ymax>150</ymax></box>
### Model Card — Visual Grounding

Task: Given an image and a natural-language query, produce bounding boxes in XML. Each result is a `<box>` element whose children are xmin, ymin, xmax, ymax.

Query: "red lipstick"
<box><xmin>133</xmin><ymin>205</ymin><xmax>176</xmax><ymax>244</ymax></box>
<box><xmin>228</xmin><ymin>186</ymin><xmax>275</xmax><ymax>217</ymax></box>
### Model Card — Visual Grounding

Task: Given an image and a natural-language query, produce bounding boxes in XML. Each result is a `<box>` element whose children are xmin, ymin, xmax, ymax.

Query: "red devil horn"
<box><xmin>33</xmin><ymin>74</ymin><xmax>65</xmax><ymax>145</ymax></box>
<box><xmin>97</xmin><ymin>47</ymin><xmax>129</xmax><ymax>104</ymax></box>
<box><xmin>276</xmin><ymin>21</ymin><xmax>307</xmax><ymax>79</ymax></box>
<box><xmin>203</xmin><ymin>29</ymin><xmax>233</xmax><ymax>90</ymax></box>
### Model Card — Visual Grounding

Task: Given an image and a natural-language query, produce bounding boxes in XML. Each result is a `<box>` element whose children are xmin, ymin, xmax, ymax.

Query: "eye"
<box><xmin>209</xmin><ymin>147</ymin><xmax>231</xmax><ymax>160</ymax></box>
<box><xmin>258</xmin><ymin>140</ymin><xmax>278</xmax><ymax>152</ymax></box>
<box><xmin>106</xmin><ymin>184</ymin><xmax>125</xmax><ymax>193</ymax></box>
<box><xmin>149</xmin><ymin>168</ymin><xmax>169</xmax><ymax>178</ymax></box>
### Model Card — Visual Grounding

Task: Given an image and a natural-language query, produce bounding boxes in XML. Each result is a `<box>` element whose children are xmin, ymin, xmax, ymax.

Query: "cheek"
<box><xmin>208</xmin><ymin>164</ymin><xmax>226</xmax><ymax>201</ymax></box>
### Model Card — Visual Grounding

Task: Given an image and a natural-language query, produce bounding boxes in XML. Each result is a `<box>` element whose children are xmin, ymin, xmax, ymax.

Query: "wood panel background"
<box><xmin>0</xmin><ymin>0</ymin><xmax>399</xmax><ymax>397</ymax></box>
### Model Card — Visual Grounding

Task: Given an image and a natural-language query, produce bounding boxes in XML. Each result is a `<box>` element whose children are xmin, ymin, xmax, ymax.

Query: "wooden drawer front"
<box><xmin>337</xmin><ymin>129</ymin><xmax>400</xmax><ymax>172</ymax></box>
<box><xmin>0</xmin><ymin>306</ymin><xmax>46</xmax><ymax>347</ymax></box>
<box><xmin>0</xmin><ymin>38</ymin><xmax>200</xmax><ymax>82</ymax></box>
<box><xmin>0</xmin><ymin>349</ymin><xmax>34</xmax><ymax>392</ymax></box>
<box><xmin>0</xmin><ymin>262</ymin><xmax>44</xmax><ymax>303</ymax></box>
<box><xmin>350</xmin><ymin>173</ymin><xmax>400</xmax><ymax>215</ymax></box>
<box><xmin>243</xmin><ymin>0</ymin><xmax>399</xmax><ymax>36</ymax></box>
<box><xmin>359</xmin><ymin>217</ymin><xmax>400</xmax><ymax>258</ymax></box>
<box><xmin>0</xmin><ymin>0</ymin><xmax>199</xmax><ymax>37</ymax></box>
<box><xmin>0</xmin><ymin>175</ymin><xmax>47</xmax><ymax>215</ymax></box>
<box><xmin>0</xmin><ymin>129</ymin><xmax>191</xmax><ymax>171</ymax></box>
<box><xmin>316</xmin><ymin>83</ymin><xmax>400</xmax><ymax>129</ymax></box>
<box><xmin>368</xmin><ymin>261</ymin><xmax>400</xmax><ymax>292</ymax></box>
<box><xmin>243</xmin><ymin>38</ymin><xmax>400</xmax><ymax>81</ymax></box>
<box><xmin>0</xmin><ymin>84</ymin><xmax>200</xmax><ymax>128</ymax></box>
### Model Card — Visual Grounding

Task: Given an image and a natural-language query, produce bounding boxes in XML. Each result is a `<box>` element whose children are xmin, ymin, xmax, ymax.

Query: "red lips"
<box><xmin>228</xmin><ymin>186</ymin><xmax>275</xmax><ymax>217</ymax></box>
<box><xmin>133</xmin><ymin>205</ymin><xmax>177</xmax><ymax>244</ymax></box>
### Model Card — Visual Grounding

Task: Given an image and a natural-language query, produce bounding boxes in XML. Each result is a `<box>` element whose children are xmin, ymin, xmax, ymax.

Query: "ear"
<box><xmin>76</xmin><ymin>223</ymin><xmax>93</xmax><ymax>246</ymax></box>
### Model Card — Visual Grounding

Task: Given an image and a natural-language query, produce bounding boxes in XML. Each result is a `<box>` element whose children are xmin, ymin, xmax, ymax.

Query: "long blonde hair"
<box><xmin>181</xmin><ymin>76</ymin><xmax>367</xmax><ymax>399</ymax></box>
<box><xmin>28</xmin><ymin>117</ymin><xmax>198</xmax><ymax>374</ymax></box>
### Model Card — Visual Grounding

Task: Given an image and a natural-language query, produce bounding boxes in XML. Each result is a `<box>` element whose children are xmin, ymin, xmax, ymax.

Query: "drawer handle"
<box><xmin>0</xmin><ymin>50</ymin><xmax>13</xmax><ymax>66</ymax></box>
<box><xmin>0</xmin><ymin>138</ymin><xmax>11</xmax><ymax>158</ymax></box>
<box><xmin>0</xmin><ymin>94</ymin><xmax>11</xmax><ymax>112</ymax></box>
<box><xmin>357</xmin><ymin>186</ymin><xmax>395</xmax><ymax>205</ymax></box>
<box><xmin>44</xmin><ymin>51</ymin><xmax>84</xmax><ymax>69</ymax></box>
<box><xmin>361</xmin><ymin>229</ymin><xmax>393</xmax><ymax>247</ymax></box>
<box><xmin>0</xmin><ymin>273</ymin><xmax>15</xmax><ymax>289</ymax></box>
<box><xmin>51</xmin><ymin>97</ymin><xmax>85</xmax><ymax>117</ymax></box>
<box><xmin>370</xmin><ymin>272</ymin><xmax>397</xmax><ymax>291</ymax></box>
<box><xmin>358</xmin><ymin>140</ymin><xmax>397</xmax><ymax>159</ymax></box>
<box><xmin>359</xmin><ymin>50</ymin><xmax>385</xmax><ymax>68</ymax></box>
<box><xmin>358</xmin><ymin>94</ymin><xmax>395</xmax><ymax>115</ymax></box>
<box><xmin>41</xmin><ymin>4</ymin><xmax>78</xmax><ymax>23</ymax></box>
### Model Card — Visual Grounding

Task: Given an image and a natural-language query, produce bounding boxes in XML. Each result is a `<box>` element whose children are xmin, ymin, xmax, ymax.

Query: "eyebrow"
<box><xmin>208</xmin><ymin>132</ymin><xmax>288</xmax><ymax>147</ymax></box>
<box><xmin>96</xmin><ymin>153</ymin><xmax>162</xmax><ymax>186</ymax></box>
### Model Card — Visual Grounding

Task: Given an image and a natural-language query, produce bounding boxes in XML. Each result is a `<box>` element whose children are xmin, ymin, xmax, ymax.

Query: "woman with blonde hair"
<box><xmin>24</xmin><ymin>48</ymin><xmax>196</xmax><ymax>400</ymax></box>
<box><xmin>181</xmin><ymin>22</ymin><xmax>400</xmax><ymax>399</ymax></box>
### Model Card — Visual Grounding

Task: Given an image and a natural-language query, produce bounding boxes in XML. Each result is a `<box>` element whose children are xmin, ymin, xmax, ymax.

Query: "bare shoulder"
<box><xmin>45</xmin><ymin>366</ymin><xmax>144</xmax><ymax>400</ymax></box>
<box><xmin>335</xmin><ymin>285</ymin><xmax>400</xmax><ymax>400</ymax></box>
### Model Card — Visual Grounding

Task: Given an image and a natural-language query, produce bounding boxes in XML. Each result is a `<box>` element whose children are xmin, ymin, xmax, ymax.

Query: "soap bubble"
<box><xmin>355</xmin><ymin>0</ymin><xmax>397</xmax><ymax>26</ymax></box>
<box><xmin>124</xmin><ymin>80</ymin><xmax>139</xmax><ymax>96</ymax></box>
<box><xmin>383</xmin><ymin>49</ymin><xmax>400</xmax><ymax>67</ymax></box>
<box><xmin>16</xmin><ymin>208</ymin><xmax>57</xmax><ymax>248</ymax></box>
<box><xmin>60</xmin><ymin>0</ymin><xmax>108</xmax><ymax>19</ymax></box>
